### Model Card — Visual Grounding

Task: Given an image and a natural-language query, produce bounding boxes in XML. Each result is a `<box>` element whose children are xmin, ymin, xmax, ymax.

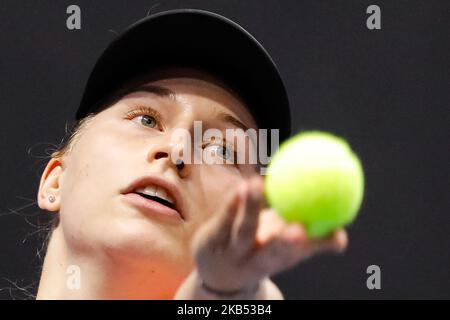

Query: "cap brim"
<box><xmin>76</xmin><ymin>9</ymin><xmax>291</xmax><ymax>141</ymax></box>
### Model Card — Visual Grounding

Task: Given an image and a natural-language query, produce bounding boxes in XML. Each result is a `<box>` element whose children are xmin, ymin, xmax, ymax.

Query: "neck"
<box><xmin>36</xmin><ymin>227</ymin><xmax>179</xmax><ymax>299</ymax></box>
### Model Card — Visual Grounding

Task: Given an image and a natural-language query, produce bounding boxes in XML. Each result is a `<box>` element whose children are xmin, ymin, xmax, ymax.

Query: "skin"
<box><xmin>36</xmin><ymin>69</ymin><xmax>348</xmax><ymax>299</ymax></box>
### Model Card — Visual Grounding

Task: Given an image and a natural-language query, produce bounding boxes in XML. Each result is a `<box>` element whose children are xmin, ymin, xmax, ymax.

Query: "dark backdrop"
<box><xmin>0</xmin><ymin>0</ymin><xmax>449</xmax><ymax>299</ymax></box>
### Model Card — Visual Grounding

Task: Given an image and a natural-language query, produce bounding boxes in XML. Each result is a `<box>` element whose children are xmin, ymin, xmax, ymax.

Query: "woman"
<box><xmin>36</xmin><ymin>10</ymin><xmax>347</xmax><ymax>300</ymax></box>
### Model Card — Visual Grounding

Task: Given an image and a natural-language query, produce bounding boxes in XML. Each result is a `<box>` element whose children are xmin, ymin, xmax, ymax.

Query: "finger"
<box><xmin>330</xmin><ymin>229</ymin><xmax>348</xmax><ymax>253</ymax></box>
<box><xmin>250</xmin><ymin>226</ymin><xmax>347</xmax><ymax>275</ymax></box>
<box><xmin>230</xmin><ymin>176</ymin><xmax>264</xmax><ymax>255</ymax></box>
<box><xmin>301</xmin><ymin>228</ymin><xmax>349</xmax><ymax>256</ymax></box>
<box><xmin>255</xmin><ymin>209</ymin><xmax>287</xmax><ymax>247</ymax></box>
<box><xmin>250</xmin><ymin>223</ymin><xmax>308</xmax><ymax>274</ymax></box>
<box><xmin>203</xmin><ymin>182</ymin><xmax>246</xmax><ymax>247</ymax></box>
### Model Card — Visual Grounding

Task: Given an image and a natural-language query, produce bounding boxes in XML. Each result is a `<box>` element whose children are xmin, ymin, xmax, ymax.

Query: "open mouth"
<box><xmin>132</xmin><ymin>184</ymin><xmax>180</xmax><ymax>214</ymax></box>
<box><xmin>122</xmin><ymin>175</ymin><xmax>184</xmax><ymax>221</ymax></box>
<box><xmin>134</xmin><ymin>190</ymin><xmax>175</xmax><ymax>210</ymax></box>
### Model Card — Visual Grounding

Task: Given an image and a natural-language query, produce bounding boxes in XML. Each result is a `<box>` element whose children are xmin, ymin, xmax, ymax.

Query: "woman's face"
<box><xmin>48</xmin><ymin>72</ymin><xmax>258</xmax><ymax>285</ymax></box>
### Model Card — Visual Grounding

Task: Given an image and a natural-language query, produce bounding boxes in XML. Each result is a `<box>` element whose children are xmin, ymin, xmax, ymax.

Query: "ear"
<box><xmin>37</xmin><ymin>158</ymin><xmax>64</xmax><ymax>212</ymax></box>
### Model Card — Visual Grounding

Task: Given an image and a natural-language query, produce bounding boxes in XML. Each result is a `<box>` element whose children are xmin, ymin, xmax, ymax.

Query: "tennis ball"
<box><xmin>265</xmin><ymin>131</ymin><xmax>364</xmax><ymax>238</ymax></box>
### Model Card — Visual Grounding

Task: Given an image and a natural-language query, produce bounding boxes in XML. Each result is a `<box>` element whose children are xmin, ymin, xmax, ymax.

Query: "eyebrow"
<box><xmin>131</xmin><ymin>84</ymin><xmax>177</xmax><ymax>101</ymax></box>
<box><xmin>218</xmin><ymin>112</ymin><xmax>258</xmax><ymax>155</ymax></box>
<box><xmin>218</xmin><ymin>112</ymin><xmax>250</xmax><ymax>132</ymax></box>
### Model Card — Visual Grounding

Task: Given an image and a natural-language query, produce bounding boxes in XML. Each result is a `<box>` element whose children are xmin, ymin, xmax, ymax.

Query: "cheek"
<box><xmin>186</xmin><ymin>165</ymin><xmax>245</xmax><ymax>229</ymax></box>
<box><xmin>58</xmin><ymin>126</ymin><xmax>138</xmax><ymax>251</ymax></box>
<box><xmin>62</xmin><ymin>129</ymin><xmax>126</xmax><ymax>201</ymax></box>
<box><xmin>56</xmin><ymin>123</ymin><xmax>192</xmax><ymax>269</ymax></box>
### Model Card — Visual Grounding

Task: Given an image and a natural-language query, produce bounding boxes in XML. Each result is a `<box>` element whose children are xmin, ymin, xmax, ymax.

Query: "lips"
<box><xmin>134</xmin><ymin>185</ymin><xmax>175</xmax><ymax>209</ymax></box>
<box><xmin>121</xmin><ymin>175</ymin><xmax>184</xmax><ymax>221</ymax></box>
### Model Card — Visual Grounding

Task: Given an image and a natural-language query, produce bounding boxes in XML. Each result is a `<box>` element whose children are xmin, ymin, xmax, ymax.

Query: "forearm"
<box><xmin>174</xmin><ymin>270</ymin><xmax>284</xmax><ymax>300</ymax></box>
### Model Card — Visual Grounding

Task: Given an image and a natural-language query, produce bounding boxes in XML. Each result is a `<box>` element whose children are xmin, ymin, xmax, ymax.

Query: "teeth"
<box><xmin>135</xmin><ymin>184</ymin><xmax>174</xmax><ymax>204</ymax></box>
<box><xmin>136</xmin><ymin>185</ymin><xmax>156</xmax><ymax>196</ymax></box>
<box><xmin>156</xmin><ymin>187</ymin><xmax>173</xmax><ymax>204</ymax></box>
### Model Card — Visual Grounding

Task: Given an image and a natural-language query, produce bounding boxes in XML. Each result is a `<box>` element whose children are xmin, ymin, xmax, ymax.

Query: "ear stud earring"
<box><xmin>48</xmin><ymin>195</ymin><xmax>56</xmax><ymax>203</ymax></box>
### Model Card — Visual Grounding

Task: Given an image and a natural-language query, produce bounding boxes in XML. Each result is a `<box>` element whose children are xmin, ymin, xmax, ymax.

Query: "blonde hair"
<box><xmin>43</xmin><ymin>114</ymin><xmax>95</xmax><ymax>235</ymax></box>
<box><xmin>51</xmin><ymin>114</ymin><xmax>95</xmax><ymax>159</ymax></box>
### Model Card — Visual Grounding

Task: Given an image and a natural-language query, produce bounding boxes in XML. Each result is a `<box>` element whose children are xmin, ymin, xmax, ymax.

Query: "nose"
<box><xmin>154</xmin><ymin>151</ymin><xmax>169</xmax><ymax>160</ymax></box>
<box><xmin>147</xmin><ymin>140</ymin><xmax>189</xmax><ymax>176</ymax></box>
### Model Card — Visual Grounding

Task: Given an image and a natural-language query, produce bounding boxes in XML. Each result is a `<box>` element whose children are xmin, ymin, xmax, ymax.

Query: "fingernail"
<box><xmin>285</xmin><ymin>225</ymin><xmax>304</xmax><ymax>242</ymax></box>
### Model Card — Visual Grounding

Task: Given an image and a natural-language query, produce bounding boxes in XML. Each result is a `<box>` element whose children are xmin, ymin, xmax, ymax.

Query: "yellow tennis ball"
<box><xmin>265</xmin><ymin>131</ymin><xmax>364</xmax><ymax>238</ymax></box>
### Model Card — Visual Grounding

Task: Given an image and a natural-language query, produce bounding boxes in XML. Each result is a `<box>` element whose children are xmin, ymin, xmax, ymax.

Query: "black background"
<box><xmin>0</xmin><ymin>0</ymin><xmax>449</xmax><ymax>299</ymax></box>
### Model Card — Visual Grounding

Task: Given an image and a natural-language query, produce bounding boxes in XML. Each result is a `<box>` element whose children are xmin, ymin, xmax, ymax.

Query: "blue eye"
<box><xmin>205</xmin><ymin>144</ymin><xmax>232</xmax><ymax>160</ymax></box>
<box><xmin>139</xmin><ymin>115</ymin><xmax>157</xmax><ymax>128</ymax></box>
<box><xmin>216</xmin><ymin>145</ymin><xmax>232</xmax><ymax>160</ymax></box>
<box><xmin>126</xmin><ymin>106</ymin><xmax>162</xmax><ymax>130</ymax></box>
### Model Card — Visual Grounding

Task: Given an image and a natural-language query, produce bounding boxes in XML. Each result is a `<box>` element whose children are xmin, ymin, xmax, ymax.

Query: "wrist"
<box><xmin>199</xmin><ymin>278</ymin><xmax>260</xmax><ymax>299</ymax></box>
<box><xmin>194</xmin><ymin>269</ymin><xmax>261</xmax><ymax>299</ymax></box>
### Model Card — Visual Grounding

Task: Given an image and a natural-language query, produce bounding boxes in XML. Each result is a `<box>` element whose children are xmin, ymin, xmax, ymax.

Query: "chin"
<box><xmin>97</xmin><ymin>216</ymin><xmax>190</xmax><ymax>270</ymax></box>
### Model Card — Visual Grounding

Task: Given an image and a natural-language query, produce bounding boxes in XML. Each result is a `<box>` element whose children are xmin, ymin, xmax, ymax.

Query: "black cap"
<box><xmin>76</xmin><ymin>9</ymin><xmax>291</xmax><ymax>142</ymax></box>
